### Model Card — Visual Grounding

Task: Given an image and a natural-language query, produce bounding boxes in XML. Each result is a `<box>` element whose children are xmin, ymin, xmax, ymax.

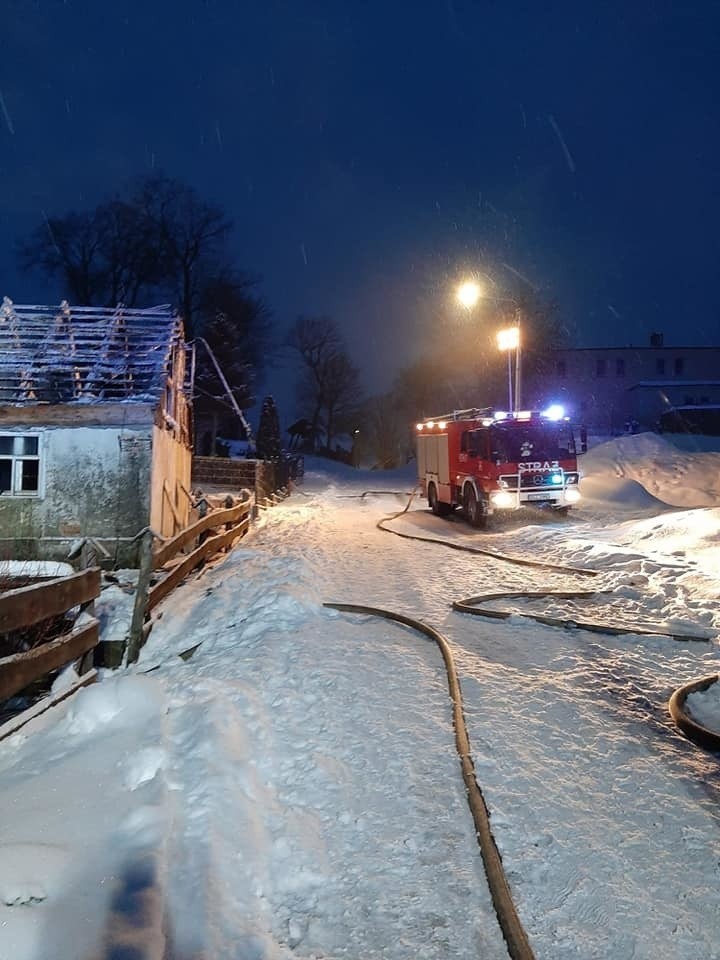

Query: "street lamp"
<box><xmin>456</xmin><ymin>277</ymin><xmax>523</xmax><ymax>412</ymax></box>
<box><xmin>496</xmin><ymin>326</ymin><xmax>520</xmax><ymax>412</ymax></box>
<box><xmin>456</xmin><ymin>280</ymin><xmax>482</xmax><ymax>309</ymax></box>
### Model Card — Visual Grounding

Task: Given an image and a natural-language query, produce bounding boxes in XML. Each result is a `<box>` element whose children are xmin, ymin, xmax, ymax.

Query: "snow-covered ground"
<box><xmin>0</xmin><ymin>561</ymin><xmax>74</xmax><ymax>581</ymax></box>
<box><xmin>0</xmin><ymin>433</ymin><xmax>719</xmax><ymax>960</ymax></box>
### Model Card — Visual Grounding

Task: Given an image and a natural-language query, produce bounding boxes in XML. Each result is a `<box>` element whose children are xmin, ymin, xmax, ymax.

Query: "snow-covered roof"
<box><xmin>555</xmin><ymin>345</ymin><xmax>720</xmax><ymax>353</ymax></box>
<box><xmin>0</xmin><ymin>298</ymin><xmax>183</xmax><ymax>404</ymax></box>
<box><xmin>631</xmin><ymin>379</ymin><xmax>720</xmax><ymax>389</ymax></box>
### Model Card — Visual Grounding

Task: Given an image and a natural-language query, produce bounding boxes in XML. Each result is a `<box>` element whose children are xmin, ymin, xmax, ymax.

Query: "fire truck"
<box><xmin>415</xmin><ymin>406</ymin><xmax>586</xmax><ymax>527</ymax></box>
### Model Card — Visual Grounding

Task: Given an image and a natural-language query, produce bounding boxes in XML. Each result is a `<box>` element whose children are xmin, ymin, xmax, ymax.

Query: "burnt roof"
<box><xmin>0</xmin><ymin>299</ymin><xmax>183</xmax><ymax>404</ymax></box>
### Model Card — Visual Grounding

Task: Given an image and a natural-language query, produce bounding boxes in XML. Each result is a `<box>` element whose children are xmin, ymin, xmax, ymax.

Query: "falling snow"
<box><xmin>548</xmin><ymin>114</ymin><xmax>576</xmax><ymax>174</ymax></box>
<box><xmin>0</xmin><ymin>92</ymin><xmax>15</xmax><ymax>135</ymax></box>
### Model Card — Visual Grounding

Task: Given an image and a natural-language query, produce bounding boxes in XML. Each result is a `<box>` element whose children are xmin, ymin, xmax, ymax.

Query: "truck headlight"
<box><xmin>565</xmin><ymin>489</ymin><xmax>581</xmax><ymax>503</ymax></box>
<box><xmin>490</xmin><ymin>490</ymin><xmax>515</xmax><ymax>508</ymax></box>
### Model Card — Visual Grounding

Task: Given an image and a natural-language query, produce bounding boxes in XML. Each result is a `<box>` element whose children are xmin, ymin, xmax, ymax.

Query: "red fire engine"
<box><xmin>416</xmin><ymin>406</ymin><xmax>586</xmax><ymax>527</ymax></box>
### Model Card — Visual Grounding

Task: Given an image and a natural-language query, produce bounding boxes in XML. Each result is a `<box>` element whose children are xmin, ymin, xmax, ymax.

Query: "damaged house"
<box><xmin>0</xmin><ymin>299</ymin><xmax>193</xmax><ymax>565</ymax></box>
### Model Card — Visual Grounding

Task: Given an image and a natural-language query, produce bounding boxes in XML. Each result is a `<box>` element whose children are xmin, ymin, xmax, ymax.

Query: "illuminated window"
<box><xmin>0</xmin><ymin>434</ymin><xmax>41</xmax><ymax>496</ymax></box>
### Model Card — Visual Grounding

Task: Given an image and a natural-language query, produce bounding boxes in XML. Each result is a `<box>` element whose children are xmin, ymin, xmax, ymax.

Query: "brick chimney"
<box><xmin>649</xmin><ymin>332</ymin><xmax>664</xmax><ymax>347</ymax></box>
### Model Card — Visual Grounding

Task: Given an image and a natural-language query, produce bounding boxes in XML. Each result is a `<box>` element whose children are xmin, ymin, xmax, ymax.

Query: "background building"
<box><xmin>527</xmin><ymin>334</ymin><xmax>720</xmax><ymax>434</ymax></box>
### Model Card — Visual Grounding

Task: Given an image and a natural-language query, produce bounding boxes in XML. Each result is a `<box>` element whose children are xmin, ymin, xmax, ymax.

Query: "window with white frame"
<box><xmin>0</xmin><ymin>434</ymin><xmax>41</xmax><ymax>496</ymax></box>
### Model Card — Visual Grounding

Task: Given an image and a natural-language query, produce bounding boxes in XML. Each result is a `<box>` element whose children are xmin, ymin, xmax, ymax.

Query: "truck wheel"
<box><xmin>464</xmin><ymin>487</ymin><xmax>487</xmax><ymax>529</ymax></box>
<box><xmin>429</xmin><ymin>483</ymin><xmax>452</xmax><ymax>517</ymax></box>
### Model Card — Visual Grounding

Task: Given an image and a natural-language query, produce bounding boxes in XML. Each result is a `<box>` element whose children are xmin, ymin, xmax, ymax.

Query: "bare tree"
<box><xmin>19</xmin><ymin>210</ymin><xmax>110</xmax><ymax>305</ymax></box>
<box><xmin>18</xmin><ymin>174</ymin><xmax>233</xmax><ymax>335</ymax></box>
<box><xmin>361</xmin><ymin>393</ymin><xmax>410</xmax><ymax>469</ymax></box>
<box><xmin>286</xmin><ymin>315</ymin><xmax>344</xmax><ymax>449</ymax></box>
<box><xmin>132</xmin><ymin>174</ymin><xmax>232</xmax><ymax>335</ymax></box>
<box><xmin>98</xmin><ymin>198</ymin><xmax>163</xmax><ymax>306</ymax></box>
<box><xmin>322</xmin><ymin>351</ymin><xmax>362</xmax><ymax>450</ymax></box>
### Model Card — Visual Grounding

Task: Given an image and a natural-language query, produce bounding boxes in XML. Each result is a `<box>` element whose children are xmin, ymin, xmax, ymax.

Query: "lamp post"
<box><xmin>455</xmin><ymin>279</ymin><xmax>522</xmax><ymax>413</ymax></box>
<box><xmin>512</xmin><ymin>306</ymin><xmax>522</xmax><ymax>411</ymax></box>
<box><xmin>496</xmin><ymin>326</ymin><xmax>519</xmax><ymax>412</ymax></box>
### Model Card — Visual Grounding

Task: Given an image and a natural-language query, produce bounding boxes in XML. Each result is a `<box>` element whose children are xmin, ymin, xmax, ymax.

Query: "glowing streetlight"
<box><xmin>496</xmin><ymin>326</ymin><xmax>520</xmax><ymax>352</ymax></box>
<box><xmin>456</xmin><ymin>280</ymin><xmax>482</xmax><ymax>309</ymax></box>
<box><xmin>496</xmin><ymin>326</ymin><xmax>521</xmax><ymax>413</ymax></box>
<box><xmin>455</xmin><ymin>275</ymin><xmax>524</xmax><ymax>411</ymax></box>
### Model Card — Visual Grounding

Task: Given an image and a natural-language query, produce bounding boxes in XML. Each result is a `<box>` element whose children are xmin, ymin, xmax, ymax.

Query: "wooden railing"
<box><xmin>149</xmin><ymin>501</ymin><xmax>251</xmax><ymax>609</ymax></box>
<box><xmin>0</xmin><ymin>489</ymin><xmax>276</xmax><ymax>730</ymax></box>
<box><xmin>0</xmin><ymin>569</ymin><xmax>101</xmax><ymax>730</ymax></box>
<box><xmin>126</xmin><ymin>500</ymin><xmax>252</xmax><ymax>663</ymax></box>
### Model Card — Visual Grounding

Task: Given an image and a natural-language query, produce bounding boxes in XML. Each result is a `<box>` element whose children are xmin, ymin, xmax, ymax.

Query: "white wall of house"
<box><xmin>0</xmin><ymin>423</ymin><xmax>152</xmax><ymax>562</ymax></box>
<box><xmin>150</xmin><ymin>424</ymin><xmax>192</xmax><ymax>538</ymax></box>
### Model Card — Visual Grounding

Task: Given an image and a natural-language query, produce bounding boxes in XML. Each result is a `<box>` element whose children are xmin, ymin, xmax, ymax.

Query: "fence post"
<box><xmin>77</xmin><ymin>540</ymin><xmax>99</xmax><ymax>675</ymax></box>
<box><xmin>126</xmin><ymin>529</ymin><xmax>155</xmax><ymax>665</ymax></box>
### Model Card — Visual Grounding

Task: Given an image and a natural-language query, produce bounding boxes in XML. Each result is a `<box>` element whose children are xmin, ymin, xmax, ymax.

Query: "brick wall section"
<box><xmin>191</xmin><ymin>457</ymin><xmax>257</xmax><ymax>488</ymax></box>
<box><xmin>191</xmin><ymin>456</ymin><xmax>304</xmax><ymax>498</ymax></box>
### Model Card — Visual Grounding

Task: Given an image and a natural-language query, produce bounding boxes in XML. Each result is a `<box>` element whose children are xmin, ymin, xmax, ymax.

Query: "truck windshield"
<box><xmin>490</xmin><ymin>423</ymin><xmax>576</xmax><ymax>463</ymax></box>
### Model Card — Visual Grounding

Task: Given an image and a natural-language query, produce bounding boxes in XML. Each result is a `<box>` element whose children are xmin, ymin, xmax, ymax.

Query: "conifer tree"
<box><xmin>256</xmin><ymin>395</ymin><xmax>281</xmax><ymax>460</ymax></box>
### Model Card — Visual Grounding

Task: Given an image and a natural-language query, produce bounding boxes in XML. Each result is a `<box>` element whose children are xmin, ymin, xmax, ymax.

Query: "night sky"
<box><xmin>2</xmin><ymin>0</ymin><xmax>719</xmax><ymax>405</ymax></box>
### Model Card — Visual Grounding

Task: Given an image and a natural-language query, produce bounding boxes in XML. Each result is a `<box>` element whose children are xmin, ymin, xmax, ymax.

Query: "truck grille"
<box><xmin>499</xmin><ymin>472</ymin><xmax>579</xmax><ymax>490</ymax></box>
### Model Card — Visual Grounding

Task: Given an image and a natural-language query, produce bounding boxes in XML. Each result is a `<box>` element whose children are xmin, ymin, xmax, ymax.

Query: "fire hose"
<box><xmin>668</xmin><ymin>674</ymin><xmax>720</xmax><ymax>751</ymax></box>
<box><xmin>375</xmin><ymin>489</ymin><xmax>710</xmax><ymax>642</ymax></box>
<box><xmin>323</xmin><ymin>600</ymin><xmax>536</xmax><ymax>960</ymax></box>
<box><xmin>327</xmin><ymin>490</ymin><xmax>718</xmax><ymax>953</ymax></box>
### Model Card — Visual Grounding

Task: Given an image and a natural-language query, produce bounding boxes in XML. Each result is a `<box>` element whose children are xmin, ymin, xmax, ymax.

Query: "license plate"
<box><xmin>525</xmin><ymin>492</ymin><xmax>553</xmax><ymax>501</ymax></box>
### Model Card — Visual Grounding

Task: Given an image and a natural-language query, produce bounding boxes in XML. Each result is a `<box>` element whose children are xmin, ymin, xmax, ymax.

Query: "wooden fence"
<box><xmin>0</xmin><ymin>568</ymin><xmax>101</xmax><ymax>737</ymax></box>
<box><xmin>0</xmin><ymin>481</ymin><xmax>289</xmax><ymax>726</ymax></box>
<box><xmin>125</xmin><ymin>499</ymin><xmax>253</xmax><ymax>663</ymax></box>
